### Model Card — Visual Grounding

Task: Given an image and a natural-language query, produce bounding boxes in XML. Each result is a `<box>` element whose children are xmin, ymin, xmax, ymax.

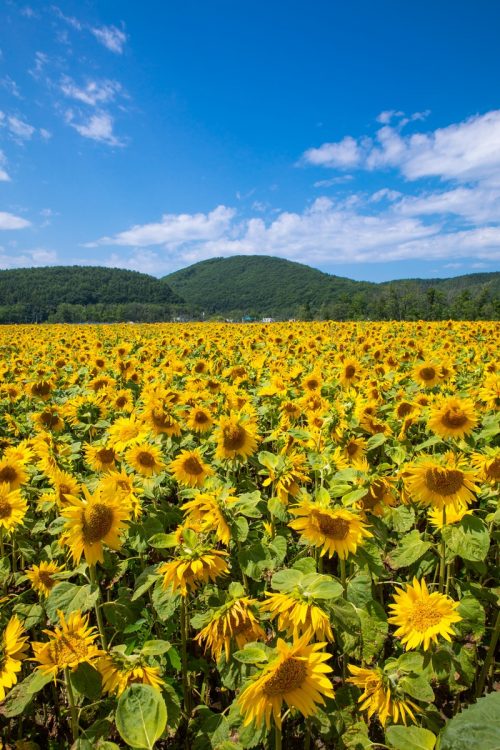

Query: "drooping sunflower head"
<box><xmin>347</xmin><ymin>664</ymin><xmax>421</xmax><ymax>726</ymax></box>
<box><xmin>158</xmin><ymin>547</ymin><xmax>229</xmax><ymax>596</ymax></box>
<box><xmin>471</xmin><ymin>448</ymin><xmax>500</xmax><ymax>484</ymax></box>
<box><xmin>195</xmin><ymin>595</ymin><xmax>265</xmax><ymax>661</ymax></box>
<box><xmin>260</xmin><ymin>591</ymin><xmax>334</xmax><ymax>642</ymax></box>
<box><xmin>169</xmin><ymin>448</ymin><xmax>214</xmax><ymax>488</ymax></box>
<box><xmin>181</xmin><ymin>487</ymin><xmax>235</xmax><ymax>545</ymax></box>
<box><xmin>32</xmin><ymin>609</ymin><xmax>103</xmax><ymax>677</ymax></box>
<box><xmin>97</xmin><ymin>651</ymin><xmax>164</xmax><ymax>696</ymax></box>
<box><xmin>388</xmin><ymin>577</ymin><xmax>462</xmax><ymax>651</ymax></box>
<box><xmin>427</xmin><ymin>396</ymin><xmax>478</xmax><ymax>439</ymax></box>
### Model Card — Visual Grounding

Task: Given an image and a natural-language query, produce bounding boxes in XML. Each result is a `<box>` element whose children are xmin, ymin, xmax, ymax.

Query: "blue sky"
<box><xmin>1</xmin><ymin>0</ymin><xmax>500</xmax><ymax>281</ymax></box>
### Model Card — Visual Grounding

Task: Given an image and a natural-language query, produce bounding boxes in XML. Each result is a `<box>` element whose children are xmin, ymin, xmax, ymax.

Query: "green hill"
<box><xmin>0</xmin><ymin>266</ymin><xmax>182</xmax><ymax>323</ymax></box>
<box><xmin>163</xmin><ymin>255</ymin><xmax>500</xmax><ymax>320</ymax></box>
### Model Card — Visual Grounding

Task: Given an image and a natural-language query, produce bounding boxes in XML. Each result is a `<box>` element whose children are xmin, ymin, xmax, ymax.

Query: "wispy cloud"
<box><xmin>0</xmin><ymin>247</ymin><xmax>56</xmax><ymax>269</ymax></box>
<box><xmin>0</xmin><ymin>151</ymin><xmax>10</xmax><ymax>182</ymax></box>
<box><xmin>0</xmin><ymin>212</ymin><xmax>31</xmax><ymax>230</ymax></box>
<box><xmin>65</xmin><ymin>110</ymin><xmax>125</xmax><ymax>147</ymax></box>
<box><xmin>6</xmin><ymin>115</ymin><xmax>35</xmax><ymax>141</ymax></box>
<box><xmin>91</xmin><ymin>25</ymin><xmax>127</xmax><ymax>54</ymax></box>
<box><xmin>60</xmin><ymin>76</ymin><xmax>123</xmax><ymax>106</ymax></box>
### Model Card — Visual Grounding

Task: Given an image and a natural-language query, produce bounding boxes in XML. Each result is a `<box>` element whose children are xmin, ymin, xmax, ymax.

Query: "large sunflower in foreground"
<box><xmin>59</xmin><ymin>485</ymin><xmax>130</xmax><ymax>565</ymax></box>
<box><xmin>0</xmin><ymin>616</ymin><xmax>29</xmax><ymax>701</ymax></box>
<box><xmin>237</xmin><ymin>636</ymin><xmax>334</xmax><ymax>729</ymax></box>
<box><xmin>0</xmin><ymin>483</ymin><xmax>27</xmax><ymax>532</ymax></box>
<box><xmin>289</xmin><ymin>496</ymin><xmax>372</xmax><ymax>558</ymax></box>
<box><xmin>97</xmin><ymin>652</ymin><xmax>164</xmax><ymax>696</ymax></box>
<box><xmin>347</xmin><ymin>664</ymin><xmax>420</xmax><ymax>726</ymax></box>
<box><xmin>427</xmin><ymin>396</ymin><xmax>478</xmax><ymax>439</ymax></box>
<box><xmin>404</xmin><ymin>453</ymin><xmax>478</xmax><ymax>512</ymax></box>
<box><xmin>214</xmin><ymin>413</ymin><xmax>260</xmax><ymax>461</ymax></box>
<box><xmin>195</xmin><ymin>596</ymin><xmax>265</xmax><ymax>661</ymax></box>
<box><xmin>388</xmin><ymin>577</ymin><xmax>462</xmax><ymax>651</ymax></box>
<box><xmin>158</xmin><ymin>548</ymin><xmax>229</xmax><ymax>596</ymax></box>
<box><xmin>169</xmin><ymin>448</ymin><xmax>214</xmax><ymax>488</ymax></box>
<box><xmin>32</xmin><ymin>609</ymin><xmax>103</xmax><ymax>677</ymax></box>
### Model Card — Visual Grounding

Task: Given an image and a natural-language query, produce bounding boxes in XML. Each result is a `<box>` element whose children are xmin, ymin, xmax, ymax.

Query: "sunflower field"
<box><xmin>0</xmin><ymin>321</ymin><xmax>498</xmax><ymax>750</ymax></box>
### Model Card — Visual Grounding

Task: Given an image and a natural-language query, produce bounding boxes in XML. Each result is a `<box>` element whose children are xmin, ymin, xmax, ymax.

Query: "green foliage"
<box><xmin>438</xmin><ymin>691</ymin><xmax>500</xmax><ymax>750</ymax></box>
<box><xmin>115</xmin><ymin>684</ymin><xmax>168</xmax><ymax>749</ymax></box>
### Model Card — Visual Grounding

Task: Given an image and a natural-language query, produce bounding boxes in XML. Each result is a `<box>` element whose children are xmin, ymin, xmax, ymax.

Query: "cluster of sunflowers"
<box><xmin>0</xmin><ymin>320</ymin><xmax>498</xmax><ymax>750</ymax></box>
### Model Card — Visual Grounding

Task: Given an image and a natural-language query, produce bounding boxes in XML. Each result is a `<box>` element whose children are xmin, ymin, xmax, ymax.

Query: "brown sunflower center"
<box><xmin>440</xmin><ymin>409</ymin><xmax>468</xmax><ymax>428</ymax></box>
<box><xmin>40</xmin><ymin>410</ymin><xmax>60</xmax><ymax>427</ymax></box>
<box><xmin>137</xmin><ymin>451</ymin><xmax>156</xmax><ymax>467</ymax></box>
<box><xmin>222</xmin><ymin>425</ymin><xmax>246</xmax><ymax>451</ymax></box>
<box><xmin>397</xmin><ymin>402</ymin><xmax>413</xmax><ymax>417</ymax></box>
<box><xmin>38</xmin><ymin>571</ymin><xmax>56</xmax><ymax>589</ymax></box>
<box><xmin>31</xmin><ymin>381</ymin><xmax>51</xmax><ymax>397</ymax></box>
<box><xmin>409</xmin><ymin>602</ymin><xmax>443</xmax><ymax>632</ymax></box>
<box><xmin>0</xmin><ymin>466</ymin><xmax>18</xmax><ymax>483</ymax></box>
<box><xmin>315</xmin><ymin>512</ymin><xmax>350</xmax><ymax>539</ymax></box>
<box><xmin>420</xmin><ymin>367</ymin><xmax>436</xmax><ymax>381</ymax></box>
<box><xmin>344</xmin><ymin>365</ymin><xmax>356</xmax><ymax>379</ymax></box>
<box><xmin>486</xmin><ymin>458</ymin><xmax>500</xmax><ymax>480</ymax></box>
<box><xmin>48</xmin><ymin>634</ymin><xmax>89</xmax><ymax>666</ymax></box>
<box><xmin>115</xmin><ymin>396</ymin><xmax>128</xmax><ymax>408</ymax></box>
<box><xmin>194</xmin><ymin>411</ymin><xmax>209</xmax><ymax>424</ymax></box>
<box><xmin>83</xmin><ymin>503</ymin><xmax>114</xmax><ymax>543</ymax></box>
<box><xmin>306</xmin><ymin>378</ymin><xmax>319</xmax><ymax>390</ymax></box>
<box><xmin>0</xmin><ymin>500</ymin><xmax>12</xmax><ymax>519</ymax></box>
<box><xmin>183</xmin><ymin>456</ymin><xmax>204</xmax><ymax>476</ymax></box>
<box><xmin>346</xmin><ymin>441</ymin><xmax>360</xmax><ymax>457</ymax></box>
<box><xmin>58</xmin><ymin>484</ymin><xmax>72</xmax><ymax>502</ymax></box>
<box><xmin>263</xmin><ymin>657</ymin><xmax>307</xmax><ymax>696</ymax></box>
<box><xmin>425</xmin><ymin>468</ymin><xmax>464</xmax><ymax>496</ymax></box>
<box><xmin>152</xmin><ymin>410</ymin><xmax>172</xmax><ymax>428</ymax></box>
<box><xmin>96</xmin><ymin>448</ymin><xmax>116</xmax><ymax>464</ymax></box>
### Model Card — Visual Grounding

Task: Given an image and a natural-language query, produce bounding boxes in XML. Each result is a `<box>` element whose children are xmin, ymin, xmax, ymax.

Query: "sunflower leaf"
<box><xmin>386</xmin><ymin>725</ymin><xmax>436</xmax><ymax>750</ymax></box>
<box><xmin>115</xmin><ymin>684</ymin><xmax>167</xmax><ymax>750</ymax></box>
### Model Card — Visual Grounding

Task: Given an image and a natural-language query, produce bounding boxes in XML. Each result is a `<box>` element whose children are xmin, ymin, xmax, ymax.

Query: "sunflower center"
<box><xmin>263</xmin><ymin>657</ymin><xmax>307</xmax><ymax>696</ymax></box>
<box><xmin>306</xmin><ymin>379</ymin><xmax>319</xmax><ymax>390</ymax></box>
<box><xmin>316</xmin><ymin>512</ymin><xmax>350</xmax><ymax>539</ymax></box>
<box><xmin>420</xmin><ymin>367</ymin><xmax>436</xmax><ymax>381</ymax></box>
<box><xmin>38</xmin><ymin>571</ymin><xmax>56</xmax><ymax>589</ymax></box>
<box><xmin>397</xmin><ymin>403</ymin><xmax>413</xmax><ymax>417</ymax></box>
<box><xmin>83</xmin><ymin>503</ymin><xmax>114</xmax><ymax>543</ymax></box>
<box><xmin>137</xmin><ymin>451</ymin><xmax>156</xmax><ymax>467</ymax></box>
<box><xmin>440</xmin><ymin>409</ymin><xmax>468</xmax><ymax>428</ymax></box>
<box><xmin>40</xmin><ymin>410</ymin><xmax>60</xmax><ymax>427</ymax></box>
<box><xmin>0</xmin><ymin>466</ymin><xmax>18</xmax><ymax>483</ymax></box>
<box><xmin>346</xmin><ymin>441</ymin><xmax>360</xmax><ymax>457</ymax></box>
<box><xmin>115</xmin><ymin>396</ymin><xmax>128</xmax><ymax>408</ymax></box>
<box><xmin>48</xmin><ymin>634</ymin><xmax>88</xmax><ymax>666</ymax></box>
<box><xmin>486</xmin><ymin>458</ymin><xmax>500</xmax><ymax>480</ymax></box>
<box><xmin>31</xmin><ymin>382</ymin><xmax>51</xmax><ymax>397</ymax></box>
<box><xmin>344</xmin><ymin>365</ymin><xmax>356</xmax><ymax>378</ymax></box>
<box><xmin>425</xmin><ymin>468</ymin><xmax>464</xmax><ymax>496</ymax></box>
<box><xmin>409</xmin><ymin>602</ymin><xmax>443</xmax><ymax>632</ymax></box>
<box><xmin>0</xmin><ymin>500</ymin><xmax>12</xmax><ymax>519</ymax></box>
<box><xmin>222</xmin><ymin>425</ymin><xmax>246</xmax><ymax>450</ymax></box>
<box><xmin>96</xmin><ymin>448</ymin><xmax>116</xmax><ymax>464</ymax></box>
<box><xmin>194</xmin><ymin>411</ymin><xmax>209</xmax><ymax>424</ymax></box>
<box><xmin>183</xmin><ymin>457</ymin><xmax>204</xmax><ymax>476</ymax></box>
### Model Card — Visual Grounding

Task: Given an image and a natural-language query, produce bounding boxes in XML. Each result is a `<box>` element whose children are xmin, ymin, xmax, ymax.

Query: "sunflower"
<box><xmin>181</xmin><ymin>488</ymin><xmax>235</xmax><ymax>545</ymax></box>
<box><xmin>260</xmin><ymin>592</ymin><xmax>333</xmax><ymax>642</ymax></box>
<box><xmin>32</xmin><ymin>406</ymin><xmax>65</xmax><ymax>433</ymax></box>
<box><xmin>289</xmin><ymin>496</ymin><xmax>372</xmax><ymax>559</ymax></box>
<box><xmin>0</xmin><ymin>484</ymin><xmax>27</xmax><ymax>532</ymax></box>
<box><xmin>32</xmin><ymin>609</ymin><xmax>103</xmax><ymax>678</ymax></box>
<box><xmin>195</xmin><ymin>596</ymin><xmax>266</xmax><ymax>661</ymax></box>
<box><xmin>84</xmin><ymin>443</ymin><xmax>119</xmax><ymax>473</ymax></box>
<box><xmin>60</xmin><ymin>485</ymin><xmax>130</xmax><ymax>565</ymax></box>
<box><xmin>97</xmin><ymin>652</ymin><xmax>164</xmax><ymax>696</ymax></box>
<box><xmin>26</xmin><ymin>560</ymin><xmax>64</xmax><ymax>597</ymax></box>
<box><xmin>126</xmin><ymin>442</ymin><xmax>165</xmax><ymax>477</ymax></box>
<box><xmin>169</xmin><ymin>449</ymin><xmax>214</xmax><ymax>488</ymax></box>
<box><xmin>427</xmin><ymin>397</ymin><xmax>478</xmax><ymax>439</ymax></box>
<box><xmin>339</xmin><ymin>358</ymin><xmax>362</xmax><ymax>388</ymax></box>
<box><xmin>99</xmin><ymin>469</ymin><xmax>143</xmax><ymax>519</ymax></box>
<box><xmin>185</xmin><ymin>406</ymin><xmax>214</xmax><ymax>434</ymax></box>
<box><xmin>301</xmin><ymin>371</ymin><xmax>323</xmax><ymax>393</ymax></box>
<box><xmin>141</xmin><ymin>403</ymin><xmax>182</xmax><ymax>437</ymax></box>
<box><xmin>0</xmin><ymin>456</ymin><xmax>28</xmax><ymax>490</ymax></box>
<box><xmin>110</xmin><ymin>389</ymin><xmax>134</xmax><ymax>413</ymax></box>
<box><xmin>49</xmin><ymin>469</ymin><xmax>81</xmax><ymax>508</ymax></box>
<box><xmin>428</xmin><ymin>503</ymin><xmax>470</xmax><ymax>529</ymax></box>
<box><xmin>237</xmin><ymin>636</ymin><xmax>334</xmax><ymax>729</ymax></box>
<box><xmin>404</xmin><ymin>453</ymin><xmax>478</xmax><ymax>512</ymax></box>
<box><xmin>158</xmin><ymin>548</ymin><xmax>229</xmax><ymax>596</ymax></box>
<box><xmin>259</xmin><ymin>450</ymin><xmax>311</xmax><ymax>504</ymax></box>
<box><xmin>471</xmin><ymin>448</ymin><xmax>500</xmax><ymax>484</ymax></box>
<box><xmin>476</xmin><ymin>373</ymin><xmax>500</xmax><ymax>410</ymax></box>
<box><xmin>388</xmin><ymin>577</ymin><xmax>462</xmax><ymax>651</ymax></box>
<box><xmin>413</xmin><ymin>361</ymin><xmax>442</xmax><ymax>388</ymax></box>
<box><xmin>0</xmin><ymin>616</ymin><xmax>29</xmax><ymax>701</ymax></box>
<box><xmin>347</xmin><ymin>664</ymin><xmax>420</xmax><ymax>726</ymax></box>
<box><xmin>108</xmin><ymin>415</ymin><xmax>146</xmax><ymax>451</ymax></box>
<box><xmin>341</xmin><ymin>436</ymin><xmax>367</xmax><ymax>467</ymax></box>
<box><xmin>358</xmin><ymin>477</ymin><xmax>396</xmax><ymax>517</ymax></box>
<box><xmin>214</xmin><ymin>413</ymin><xmax>260</xmax><ymax>461</ymax></box>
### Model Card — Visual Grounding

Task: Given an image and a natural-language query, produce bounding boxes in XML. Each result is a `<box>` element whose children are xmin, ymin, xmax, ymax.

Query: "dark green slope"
<box><xmin>163</xmin><ymin>255</ymin><xmax>376</xmax><ymax>317</ymax></box>
<box><xmin>163</xmin><ymin>256</ymin><xmax>500</xmax><ymax>319</ymax></box>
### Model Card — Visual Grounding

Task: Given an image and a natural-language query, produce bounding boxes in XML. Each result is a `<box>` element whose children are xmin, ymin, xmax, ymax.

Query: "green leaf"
<box><xmin>301</xmin><ymin>573</ymin><xmax>343</xmax><ymax>600</ymax></box>
<box><xmin>271</xmin><ymin>568</ymin><xmax>303</xmax><ymax>592</ymax></box>
<box><xmin>456</xmin><ymin>595</ymin><xmax>486</xmax><ymax>640</ymax></box>
<box><xmin>151</xmin><ymin>583</ymin><xmax>179</xmax><ymax>621</ymax></box>
<box><xmin>439</xmin><ymin>691</ymin><xmax>500</xmax><ymax>750</ymax></box>
<box><xmin>329</xmin><ymin>599</ymin><xmax>361</xmax><ymax>655</ymax></box>
<box><xmin>366</xmin><ymin>433</ymin><xmax>387</xmax><ymax>450</ymax></box>
<box><xmin>232</xmin><ymin>516</ymin><xmax>249</xmax><ymax>542</ymax></box>
<box><xmin>141</xmin><ymin>640</ymin><xmax>171</xmax><ymax>656</ymax></box>
<box><xmin>45</xmin><ymin>583</ymin><xmax>99</xmax><ymax>622</ymax></box>
<box><xmin>390</xmin><ymin>505</ymin><xmax>416</xmax><ymax>534</ymax></box>
<box><xmin>357</xmin><ymin>599</ymin><xmax>388</xmax><ymax>662</ymax></box>
<box><xmin>0</xmin><ymin>670</ymin><xmax>52</xmax><ymax>718</ymax></box>
<box><xmin>132</xmin><ymin>567</ymin><xmax>159</xmax><ymax>601</ymax></box>
<box><xmin>70</xmin><ymin>662</ymin><xmax>102</xmax><ymax>700</ymax></box>
<box><xmin>399</xmin><ymin>673</ymin><xmax>435</xmax><ymax>702</ymax></box>
<box><xmin>386</xmin><ymin>725</ymin><xmax>436</xmax><ymax>750</ymax></box>
<box><xmin>115</xmin><ymin>684</ymin><xmax>167</xmax><ymax>749</ymax></box>
<box><xmin>0</xmin><ymin>556</ymin><xmax>10</xmax><ymax>585</ymax></box>
<box><xmin>148</xmin><ymin>533</ymin><xmax>177</xmax><ymax>549</ymax></box>
<box><xmin>233</xmin><ymin>646</ymin><xmax>269</xmax><ymax>664</ymax></box>
<box><xmin>387</xmin><ymin>530</ymin><xmax>432</xmax><ymax>569</ymax></box>
<box><xmin>347</xmin><ymin>573</ymin><xmax>373</xmax><ymax>607</ymax></box>
<box><xmin>442</xmin><ymin>516</ymin><xmax>490</xmax><ymax>562</ymax></box>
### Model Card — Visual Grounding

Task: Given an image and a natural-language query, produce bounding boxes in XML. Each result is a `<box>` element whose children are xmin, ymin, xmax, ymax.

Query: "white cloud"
<box><xmin>0</xmin><ymin>247</ymin><xmax>56</xmax><ymax>269</ymax></box>
<box><xmin>91</xmin><ymin>25</ymin><xmax>127</xmax><ymax>54</ymax></box>
<box><xmin>60</xmin><ymin>76</ymin><xmax>123</xmax><ymax>106</ymax></box>
<box><xmin>51</xmin><ymin>6</ymin><xmax>83</xmax><ymax>30</ymax></box>
<box><xmin>7</xmin><ymin>115</ymin><xmax>35</xmax><ymax>141</ymax></box>
<box><xmin>40</xmin><ymin>128</ymin><xmax>52</xmax><ymax>140</ymax></box>
<box><xmin>28</xmin><ymin>51</ymin><xmax>49</xmax><ymax>80</ymax></box>
<box><xmin>302</xmin><ymin>135</ymin><xmax>364</xmax><ymax>168</ymax></box>
<box><xmin>1</xmin><ymin>76</ymin><xmax>22</xmax><ymax>99</ymax></box>
<box><xmin>0</xmin><ymin>151</ymin><xmax>10</xmax><ymax>182</ymax></box>
<box><xmin>0</xmin><ymin>212</ymin><xmax>31</xmax><ymax>230</ymax></box>
<box><xmin>66</xmin><ymin>111</ymin><xmax>124</xmax><ymax>147</ymax></box>
<box><xmin>376</xmin><ymin>110</ymin><xmax>404</xmax><ymax>124</ymax></box>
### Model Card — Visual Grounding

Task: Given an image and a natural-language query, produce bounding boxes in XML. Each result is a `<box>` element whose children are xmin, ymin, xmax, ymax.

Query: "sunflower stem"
<box><xmin>89</xmin><ymin>565</ymin><xmax>108</xmax><ymax>649</ymax></box>
<box><xmin>476</xmin><ymin>608</ymin><xmax>500</xmax><ymax>698</ymax></box>
<box><xmin>64</xmin><ymin>667</ymin><xmax>79</xmax><ymax>741</ymax></box>
<box><xmin>340</xmin><ymin>557</ymin><xmax>347</xmax><ymax>597</ymax></box>
<box><xmin>236</xmin><ymin>540</ymin><xmax>250</xmax><ymax>593</ymax></box>
<box><xmin>180</xmin><ymin>595</ymin><xmax>192</xmax><ymax>718</ymax></box>
<box><xmin>274</xmin><ymin>722</ymin><xmax>282</xmax><ymax>750</ymax></box>
<box><xmin>304</xmin><ymin>719</ymin><xmax>312</xmax><ymax>750</ymax></box>
<box><xmin>439</xmin><ymin>506</ymin><xmax>447</xmax><ymax>593</ymax></box>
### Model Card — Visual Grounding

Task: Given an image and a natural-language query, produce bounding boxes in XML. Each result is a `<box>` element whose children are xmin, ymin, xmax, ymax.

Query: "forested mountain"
<box><xmin>0</xmin><ymin>266</ymin><xmax>182</xmax><ymax>323</ymax></box>
<box><xmin>0</xmin><ymin>258</ymin><xmax>497</xmax><ymax>322</ymax></box>
<box><xmin>164</xmin><ymin>256</ymin><xmax>500</xmax><ymax>320</ymax></box>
